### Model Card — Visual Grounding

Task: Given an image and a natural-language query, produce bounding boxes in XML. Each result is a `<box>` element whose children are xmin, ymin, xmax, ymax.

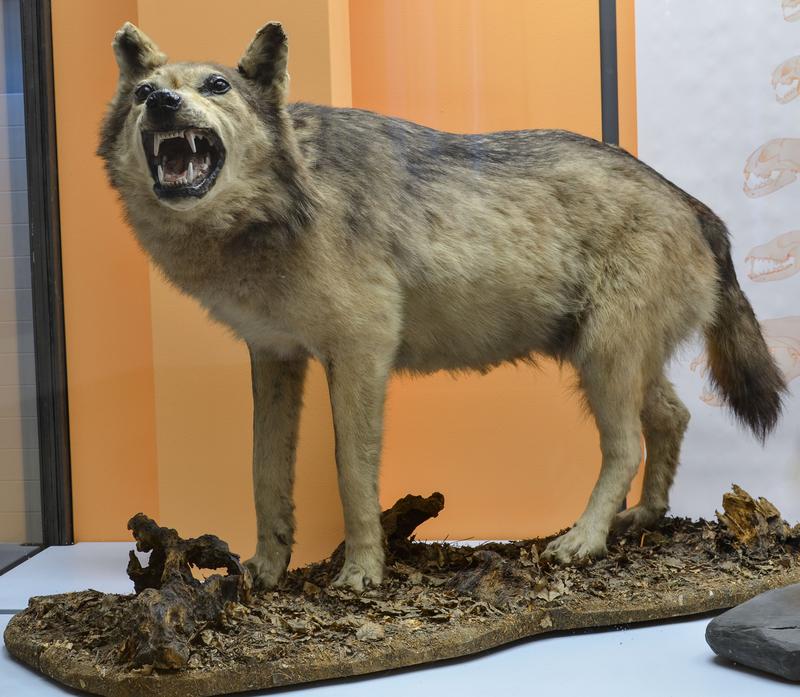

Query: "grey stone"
<box><xmin>706</xmin><ymin>583</ymin><xmax>800</xmax><ymax>680</ymax></box>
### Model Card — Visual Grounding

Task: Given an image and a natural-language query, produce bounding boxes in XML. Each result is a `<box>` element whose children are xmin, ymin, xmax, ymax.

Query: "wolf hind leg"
<box><xmin>543</xmin><ymin>346</ymin><xmax>646</xmax><ymax>563</ymax></box>
<box><xmin>613</xmin><ymin>374</ymin><xmax>690</xmax><ymax>533</ymax></box>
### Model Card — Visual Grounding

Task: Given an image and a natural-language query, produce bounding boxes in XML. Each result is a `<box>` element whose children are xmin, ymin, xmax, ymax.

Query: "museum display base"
<box><xmin>5</xmin><ymin>487</ymin><xmax>800</xmax><ymax>697</ymax></box>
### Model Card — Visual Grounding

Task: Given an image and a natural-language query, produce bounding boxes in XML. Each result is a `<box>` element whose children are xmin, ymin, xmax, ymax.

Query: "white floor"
<box><xmin>1</xmin><ymin>544</ymin><xmax>796</xmax><ymax>696</ymax></box>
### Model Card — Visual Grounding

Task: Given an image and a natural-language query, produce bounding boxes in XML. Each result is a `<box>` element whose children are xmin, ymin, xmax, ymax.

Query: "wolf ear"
<box><xmin>112</xmin><ymin>22</ymin><xmax>166</xmax><ymax>81</ymax></box>
<box><xmin>238</xmin><ymin>22</ymin><xmax>289</xmax><ymax>101</ymax></box>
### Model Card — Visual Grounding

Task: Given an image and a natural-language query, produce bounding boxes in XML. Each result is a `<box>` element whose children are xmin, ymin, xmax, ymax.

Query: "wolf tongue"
<box><xmin>162</xmin><ymin>151</ymin><xmax>206</xmax><ymax>184</ymax></box>
<box><xmin>164</xmin><ymin>152</ymin><xmax>185</xmax><ymax>173</ymax></box>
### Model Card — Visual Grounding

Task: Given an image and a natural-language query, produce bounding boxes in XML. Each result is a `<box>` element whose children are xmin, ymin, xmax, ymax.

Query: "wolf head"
<box><xmin>98</xmin><ymin>21</ymin><xmax>313</xmax><ymax>231</ymax></box>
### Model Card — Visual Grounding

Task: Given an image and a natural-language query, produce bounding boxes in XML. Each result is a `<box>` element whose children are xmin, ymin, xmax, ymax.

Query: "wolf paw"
<box><xmin>244</xmin><ymin>554</ymin><xmax>286</xmax><ymax>590</ymax></box>
<box><xmin>612</xmin><ymin>504</ymin><xmax>665</xmax><ymax>534</ymax></box>
<box><xmin>541</xmin><ymin>525</ymin><xmax>607</xmax><ymax>565</ymax></box>
<box><xmin>332</xmin><ymin>553</ymin><xmax>384</xmax><ymax>593</ymax></box>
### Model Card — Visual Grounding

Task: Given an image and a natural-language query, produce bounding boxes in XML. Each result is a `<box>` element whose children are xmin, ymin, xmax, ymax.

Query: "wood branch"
<box><xmin>328</xmin><ymin>492</ymin><xmax>445</xmax><ymax>572</ymax></box>
<box><xmin>124</xmin><ymin>513</ymin><xmax>252</xmax><ymax>670</ymax></box>
<box><xmin>382</xmin><ymin>492</ymin><xmax>445</xmax><ymax>554</ymax></box>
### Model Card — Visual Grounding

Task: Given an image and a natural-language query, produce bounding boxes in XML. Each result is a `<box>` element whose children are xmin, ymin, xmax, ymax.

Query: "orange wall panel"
<box><xmin>54</xmin><ymin>0</ymin><xmax>640</xmax><ymax>558</ymax></box>
<box><xmin>136</xmin><ymin>0</ymin><xmax>348</xmax><ymax>565</ymax></box>
<box><xmin>350</xmin><ymin>0</ymin><xmax>602</xmax><ymax>137</ymax></box>
<box><xmin>328</xmin><ymin>0</ymin><xmax>353</xmax><ymax>107</ymax></box>
<box><xmin>349</xmin><ymin>0</ymin><xmax>638</xmax><ymax>541</ymax></box>
<box><xmin>51</xmin><ymin>0</ymin><xmax>160</xmax><ymax>541</ymax></box>
<box><xmin>617</xmin><ymin>0</ymin><xmax>638</xmax><ymax>155</ymax></box>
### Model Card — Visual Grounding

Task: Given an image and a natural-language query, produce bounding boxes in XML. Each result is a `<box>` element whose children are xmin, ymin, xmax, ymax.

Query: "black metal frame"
<box><xmin>599</xmin><ymin>0</ymin><xmax>620</xmax><ymax>146</ymax></box>
<box><xmin>19</xmin><ymin>0</ymin><xmax>72</xmax><ymax>546</ymax></box>
<box><xmin>598</xmin><ymin>0</ymin><xmax>626</xmax><ymax>510</ymax></box>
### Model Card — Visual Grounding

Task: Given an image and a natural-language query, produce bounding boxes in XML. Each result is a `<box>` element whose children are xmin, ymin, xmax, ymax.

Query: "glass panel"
<box><xmin>0</xmin><ymin>0</ymin><xmax>41</xmax><ymax>563</ymax></box>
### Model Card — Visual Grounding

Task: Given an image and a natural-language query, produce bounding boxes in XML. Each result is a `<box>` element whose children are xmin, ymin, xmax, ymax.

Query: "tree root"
<box><xmin>124</xmin><ymin>513</ymin><xmax>252</xmax><ymax>670</ymax></box>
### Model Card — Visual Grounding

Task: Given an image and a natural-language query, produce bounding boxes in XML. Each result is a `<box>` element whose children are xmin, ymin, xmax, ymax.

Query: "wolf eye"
<box><xmin>134</xmin><ymin>83</ymin><xmax>155</xmax><ymax>102</ymax></box>
<box><xmin>204</xmin><ymin>75</ymin><xmax>231</xmax><ymax>95</ymax></box>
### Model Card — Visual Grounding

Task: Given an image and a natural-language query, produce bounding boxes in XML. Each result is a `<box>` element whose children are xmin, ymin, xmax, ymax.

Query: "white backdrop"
<box><xmin>636</xmin><ymin>0</ymin><xmax>800</xmax><ymax>520</ymax></box>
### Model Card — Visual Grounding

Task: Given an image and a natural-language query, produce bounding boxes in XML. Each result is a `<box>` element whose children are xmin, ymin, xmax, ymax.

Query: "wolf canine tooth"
<box><xmin>187</xmin><ymin>130</ymin><xmax>196</xmax><ymax>153</ymax></box>
<box><xmin>187</xmin><ymin>161</ymin><xmax>194</xmax><ymax>182</ymax></box>
<box><xmin>157</xmin><ymin>163</ymin><xmax>164</xmax><ymax>184</ymax></box>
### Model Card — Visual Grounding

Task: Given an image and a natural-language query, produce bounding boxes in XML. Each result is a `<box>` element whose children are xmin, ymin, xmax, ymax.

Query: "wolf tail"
<box><xmin>694</xmin><ymin>204</ymin><xmax>786</xmax><ymax>442</ymax></box>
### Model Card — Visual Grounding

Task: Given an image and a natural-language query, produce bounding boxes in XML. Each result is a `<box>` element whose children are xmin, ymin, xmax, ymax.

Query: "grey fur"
<box><xmin>99</xmin><ymin>22</ymin><xmax>785</xmax><ymax>591</ymax></box>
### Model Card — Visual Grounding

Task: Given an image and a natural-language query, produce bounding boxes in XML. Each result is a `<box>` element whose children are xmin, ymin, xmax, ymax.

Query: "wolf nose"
<box><xmin>145</xmin><ymin>89</ymin><xmax>182</xmax><ymax>118</ymax></box>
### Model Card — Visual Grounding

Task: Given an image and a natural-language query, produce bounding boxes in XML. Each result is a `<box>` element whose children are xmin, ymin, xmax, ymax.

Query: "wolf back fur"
<box><xmin>99</xmin><ymin>22</ymin><xmax>786</xmax><ymax>592</ymax></box>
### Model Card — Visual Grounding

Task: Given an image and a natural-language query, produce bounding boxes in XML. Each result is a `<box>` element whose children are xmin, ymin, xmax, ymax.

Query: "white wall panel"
<box><xmin>636</xmin><ymin>0</ymin><xmax>800</xmax><ymax>520</ymax></box>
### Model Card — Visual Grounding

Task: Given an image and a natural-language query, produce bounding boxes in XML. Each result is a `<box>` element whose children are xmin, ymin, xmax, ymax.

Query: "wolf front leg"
<box><xmin>326</xmin><ymin>349</ymin><xmax>392</xmax><ymax>592</ymax></box>
<box><xmin>244</xmin><ymin>347</ymin><xmax>308</xmax><ymax>589</ymax></box>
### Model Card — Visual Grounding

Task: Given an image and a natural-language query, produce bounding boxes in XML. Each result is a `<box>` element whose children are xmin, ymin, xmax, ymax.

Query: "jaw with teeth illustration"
<box><xmin>773</xmin><ymin>56</ymin><xmax>800</xmax><ymax>103</ymax></box>
<box><xmin>743</xmin><ymin>139</ymin><xmax>800</xmax><ymax>198</ymax></box>
<box><xmin>746</xmin><ymin>230</ymin><xmax>800</xmax><ymax>283</ymax></box>
<box><xmin>784</xmin><ymin>0</ymin><xmax>800</xmax><ymax>21</ymax></box>
<box><xmin>691</xmin><ymin>317</ymin><xmax>800</xmax><ymax>406</ymax></box>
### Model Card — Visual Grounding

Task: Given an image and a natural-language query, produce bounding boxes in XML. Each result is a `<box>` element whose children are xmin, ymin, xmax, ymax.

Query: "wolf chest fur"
<box><xmin>99</xmin><ymin>22</ymin><xmax>786</xmax><ymax>592</ymax></box>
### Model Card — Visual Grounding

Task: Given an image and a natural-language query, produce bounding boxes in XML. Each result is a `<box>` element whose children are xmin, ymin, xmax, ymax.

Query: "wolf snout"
<box><xmin>146</xmin><ymin>88</ymin><xmax>182</xmax><ymax>121</ymax></box>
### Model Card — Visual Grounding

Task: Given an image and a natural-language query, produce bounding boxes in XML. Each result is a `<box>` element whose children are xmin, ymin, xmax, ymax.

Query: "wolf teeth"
<box><xmin>153</xmin><ymin>130</ymin><xmax>186</xmax><ymax>157</ymax></box>
<box><xmin>150</xmin><ymin>129</ymin><xmax>215</xmax><ymax>187</ymax></box>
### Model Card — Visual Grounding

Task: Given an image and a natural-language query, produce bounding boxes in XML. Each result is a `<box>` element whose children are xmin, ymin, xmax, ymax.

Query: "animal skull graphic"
<box><xmin>773</xmin><ymin>56</ymin><xmax>800</xmax><ymax>103</ymax></box>
<box><xmin>743</xmin><ymin>139</ymin><xmax>800</xmax><ymax>198</ymax></box>
<box><xmin>746</xmin><ymin>230</ymin><xmax>800</xmax><ymax>283</ymax></box>
<box><xmin>784</xmin><ymin>0</ymin><xmax>800</xmax><ymax>22</ymax></box>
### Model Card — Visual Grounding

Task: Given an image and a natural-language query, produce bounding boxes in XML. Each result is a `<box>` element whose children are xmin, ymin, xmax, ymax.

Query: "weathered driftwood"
<box><xmin>382</xmin><ymin>492</ymin><xmax>445</xmax><ymax>553</ymax></box>
<box><xmin>328</xmin><ymin>492</ymin><xmax>445</xmax><ymax>571</ymax></box>
<box><xmin>715</xmin><ymin>484</ymin><xmax>795</xmax><ymax>548</ymax></box>
<box><xmin>6</xmin><ymin>487</ymin><xmax>800</xmax><ymax>697</ymax></box>
<box><xmin>123</xmin><ymin>513</ymin><xmax>252</xmax><ymax>670</ymax></box>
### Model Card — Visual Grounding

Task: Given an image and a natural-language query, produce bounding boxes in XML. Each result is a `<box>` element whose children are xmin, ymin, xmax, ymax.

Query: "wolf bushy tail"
<box><xmin>694</xmin><ymin>205</ymin><xmax>787</xmax><ymax>441</ymax></box>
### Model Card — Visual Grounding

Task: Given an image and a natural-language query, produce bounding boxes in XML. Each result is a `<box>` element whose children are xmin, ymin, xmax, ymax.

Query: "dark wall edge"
<box><xmin>20</xmin><ymin>0</ymin><xmax>73</xmax><ymax>546</ymax></box>
<box><xmin>599</xmin><ymin>0</ymin><xmax>620</xmax><ymax>145</ymax></box>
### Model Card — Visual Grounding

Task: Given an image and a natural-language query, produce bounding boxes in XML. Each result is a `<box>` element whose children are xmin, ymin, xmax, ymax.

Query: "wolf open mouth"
<box><xmin>141</xmin><ymin>128</ymin><xmax>225</xmax><ymax>199</ymax></box>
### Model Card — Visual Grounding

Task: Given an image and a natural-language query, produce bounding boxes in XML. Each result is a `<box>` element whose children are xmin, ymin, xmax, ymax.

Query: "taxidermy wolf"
<box><xmin>99</xmin><ymin>22</ymin><xmax>786</xmax><ymax>592</ymax></box>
